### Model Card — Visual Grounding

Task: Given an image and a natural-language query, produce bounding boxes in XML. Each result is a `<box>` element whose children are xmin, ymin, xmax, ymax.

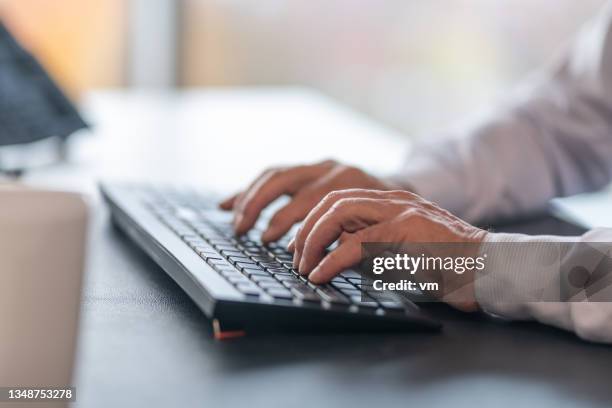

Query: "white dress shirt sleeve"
<box><xmin>391</xmin><ymin>2</ymin><xmax>612</xmax><ymax>223</ymax></box>
<box><xmin>478</xmin><ymin>229</ymin><xmax>612</xmax><ymax>343</ymax></box>
<box><xmin>389</xmin><ymin>3</ymin><xmax>612</xmax><ymax>342</ymax></box>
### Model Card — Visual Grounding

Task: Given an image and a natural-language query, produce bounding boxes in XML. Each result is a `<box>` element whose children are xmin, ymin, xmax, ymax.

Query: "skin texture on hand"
<box><xmin>287</xmin><ymin>189</ymin><xmax>487</xmax><ymax>311</ymax></box>
<box><xmin>220</xmin><ymin>160</ymin><xmax>401</xmax><ymax>243</ymax></box>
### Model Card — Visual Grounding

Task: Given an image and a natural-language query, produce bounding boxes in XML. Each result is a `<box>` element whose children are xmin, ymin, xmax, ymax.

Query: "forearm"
<box><xmin>392</xmin><ymin>3</ymin><xmax>612</xmax><ymax>223</ymax></box>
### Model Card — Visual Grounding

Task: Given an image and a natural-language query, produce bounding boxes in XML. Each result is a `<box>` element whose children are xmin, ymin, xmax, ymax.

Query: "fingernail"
<box><xmin>287</xmin><ymin>238</ymin><xmax>295</xmax><ymax>252</ymax></box>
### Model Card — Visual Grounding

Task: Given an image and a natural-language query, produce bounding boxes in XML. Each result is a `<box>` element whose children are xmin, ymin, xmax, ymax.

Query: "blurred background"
<box><xmin>0</xmin><ymin>0</ymin><xmax>608</xmax><ymax>137</ymax></box>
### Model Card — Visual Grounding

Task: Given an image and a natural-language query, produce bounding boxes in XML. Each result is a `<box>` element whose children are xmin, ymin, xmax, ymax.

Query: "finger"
<box><xmin>299</xmin><ymin>198</ymin><xmax>388</xmax><ymax>274</ymax></box>
<box><xmin>232</xmin><ymin>169</ymin><xmax>275</xmax><ymax>215</ymax></box>
<box><xmin>234</xmin><ymin>168</ymin><xmax>306</xmax><ymax>234</ymax></box>
<box><xmin>292</xmin><ymin>189</ymin><xmax>380</xmax><ymax>267</ymax></box>
<box><xmin>261</xmin><ymin>186</ymin><xmax>328</xmax><ymax>243</ymax></box>
<box><xmin>338</xmin><ymin>231</ymin><xmax>351</xmax><ymax>244</ymax></box>
<box><xmin>261</xmin><ymin>201</ymin><xmax>308</xmax><ymax>243</ymax></box>
<box><xmin>219</xmin><ymin>193</ymin><xmax>239</xmax><ymax>210</ymax></box>
<box><xmin>307</xmin><ymin>236</ymin><xmax>362</xmax><ymax>284</ymax></box>
<box><xmin>287</xmin><ymin>237</ymin><xmax>295</xmax><ymax>252</ymax></box>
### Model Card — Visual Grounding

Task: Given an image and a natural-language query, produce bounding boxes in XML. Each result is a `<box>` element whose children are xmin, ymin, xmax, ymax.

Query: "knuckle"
<box><xmin>417</xmin><ymin>199</ymin><xmax>438</xmax><ymax>211</ymax></box>
<box><xmin>329</xmin><ymin>197</ymin><xmax>354</xmax><ymax>213</ymax></box>
<box><xmin>401</xmin><ymin>208</ymin><xmax>423</xmax><ymax>220</ymax></box>
<box><xmin>264</xmin><ymin>165</ymin><xmax>281</xmax><ymax>173</ymax></box>
<box><xmin>322</xmin><ymin>190</ymin><xmax>345</xmax><ymax>203</ymax></box>
<box><xmin>390</xmin><ymin>189</ymin><xmax>419</xmax><ymax>201</ymax></box>
<box><xmin>348</xmin><ymin>230</ymin><xmax>367</xmax><ymax>244</ymax></box>
<box><xmin>262</xmin><ymin>166</ymin><xmax>287</xmax><ymax>180</ymax></box>
<box><xmin>319</xmin><ymin>158</ymin><xmax>338</xmax><ymax>167</ymax></box>
<box><xmin>323</xmin><ymin>188</ymin><xmax>367</xmax><ymax>202</ymax></box>
<box><xmin>411</xmin><ymin>211</ymin><xmax>430</xmax><ymax>225</ymax></box>
<box><xmin>336</xmin><ymin>165</ymin><xmax>363</xmax><ymax>179</ymax></box>
<box><xmin>267</xmin><ymin>167</ymin><xmax>285</xmax><ymax>179</ymax></box>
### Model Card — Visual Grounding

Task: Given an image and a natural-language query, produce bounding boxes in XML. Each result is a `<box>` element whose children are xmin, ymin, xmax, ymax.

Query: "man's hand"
<box><xmin>220</xmin><ymin>160</ymin><xmax>400</xmax><ymax>242</ymax></box>
<box><xmin>288</xmin><ymin>189</ymin><xmax>488</xmax><ymax>311</ymax></box>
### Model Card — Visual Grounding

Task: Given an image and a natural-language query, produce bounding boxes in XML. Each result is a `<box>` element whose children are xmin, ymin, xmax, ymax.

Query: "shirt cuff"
<box><xmin>475</xmin><ymin>232</ymin><xmax>578</xmax><ymax>319</ymax></box>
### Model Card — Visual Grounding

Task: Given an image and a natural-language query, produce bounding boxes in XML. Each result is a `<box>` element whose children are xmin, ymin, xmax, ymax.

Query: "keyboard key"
<box><xmin>241</xmin><ymin>267</ymin><xmax>270</xmax><ymax>277</ymax></box>
<box><xmin>338</xmin><ymin>288</ymin><xmax>362</xmax><ymax>297</ymax></box>
<box><xmin>315</xmin><ymin>287</ymin><xmax>350</xmax><ymax>304</ymax></box>
<box><xmin>228</xmin><ymin>275</ymin><xmax>251</xmax><ymax>285</ymax></box>
<box><xmin>331</xmin><ymin>281</ymin><xmax>356</xmax><ymax>291</ymax></box>
<box><xmin>258</xmin><ymin>281</ymin><xmax>285</xmax><ymax>290</ymax></box>
<box><xmin>242</xmin><ymin>247</ymin><xmax>266</xmax><ymax>256</ymax></box>
<box><xmin>266</xmin><ymin>267</ymin><xmax>293</xmax><ymax>275</ymax></box>
<box><xmin>235</xmin><ymin>261</ymin><xmax>259</xmax><ymax>270</ymax></box>
<box><xmin>275</xmin><ymin>274</ymin><xmax>297</xmax><ymax>282</ymax></box>
<box><xmin>207</xmin><ymin>258</ymin><xmax>233</xmax><ymax>269</ymax></box>
<box><xmin>239</xmin><ymin>240</ymin><xmax>259</xmax><ymax>248</ymax></box>
<box><xmin>212</xmin><ymin>244</ymin><xmax>238</xmax><ymax>252</ymax></box>
<box><xmin>268</xmin><ymin>245</ymin><xmax>285</xmax><ymax>252</ymax></box>
<box><xmin>227</xmin><ymin>256</ymin><xmax>253</xmax><ymax>265</ymax></box>
<box><xmin>251</xmin><ymin>255</ymin><xmax>276</xmax><ymax>263</ymax></box>
<box><xmin>259</xmin><ymin>262</ymin><xmax>284</xmax><ymax>270</ymax></box>
<box><xmin>282</xmin><ymin>280</ymin><xmax>305</xmax><ymax>289</ymax></box>
<box><xmin>198</xmin><ymin>252</ymin><xmax>221</xmax><ymax>261</ymax></box>
<box><xmin>193</xmin><ymin>246</ymin><xmax>216</xmax><ymax>254</ymax></box>
<box><xmin>266</xmin><ymin>288</ymin><xmax>293</xmax><ymax>299</ymax></box>
<box><xmin>219</xmin><ymin>270</ymin><xmax>242</xmax><ymax>278</ymax></box>
<box><xmin>286</xmin><ymin>280</ymin><xmax>313</xmax><ymax>290</ymax></box>
<box><xmin>251</xmin><ymin>275</ymin><xmax>278</xmax><ymax>284</ymax></box>
<box><xmin>330</xmin><ymin>276</ymin><xmax>350</xmax><ymax>284</ymax></box>
<box><xmin>274</xmin><ymin>254</ymin><xmax>293</xmax><ymax>262</ymax></box>
<box><xmin>208</xmin><ymin>238</ymin><xmax>232</xmax><ymax>245</ymax></box>
<box><xmin>236</xmin><ymin>284</ymin><xmax>263</xmax><ymax>296</ymax></box>
<box><xmin>220</xmin><ymin>250</ymin><xmax>244</xmax><ymax>258</ymax></box>
<box><xmin>185</xmin><ymin>238</ymin><xmax>208</xmax><ymax>248</ymax></box>
<box><xmin>340</xmin><ymin>270</ymin><xmax>362</xmax><ymax>279</ymax></box>
<box><xmin>199</xmin><ymin>231</ymin><xmax>225</xmax><ymax>239</ymax></box>
<box><xmin>290</xmin><ymin>286</ymin><xmax>320</xmax><ymax>302</ymax></box>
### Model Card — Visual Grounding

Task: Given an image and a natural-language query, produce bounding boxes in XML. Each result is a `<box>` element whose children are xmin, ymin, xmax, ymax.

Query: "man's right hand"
<box><xmin>219</xmin><ymin>160</ymin><xmax>401</xmax><ymax>243</ymax></box>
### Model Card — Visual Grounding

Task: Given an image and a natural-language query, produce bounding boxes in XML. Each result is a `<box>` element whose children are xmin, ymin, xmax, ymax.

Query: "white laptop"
<box><xmin>551</xmin><ymin>185</ymin><xmax>612</xmax><ymax>229</ymax></box>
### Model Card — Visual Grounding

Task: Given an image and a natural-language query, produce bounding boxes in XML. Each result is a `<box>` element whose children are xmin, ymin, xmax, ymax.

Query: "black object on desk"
<box><xmin>0</xmin><ymin>21</ymin><xmax>87</xmax><ymax>148</ymax></box>
<box><xmin>100</xmin><ymin>183</ymin><xmax>441</xmax><ymax>339</ymax></box>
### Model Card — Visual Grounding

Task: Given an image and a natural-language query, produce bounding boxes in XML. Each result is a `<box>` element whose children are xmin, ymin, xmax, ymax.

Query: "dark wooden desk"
<box><xmin>35</xmin><ymin>90</ymin><xmax>610</xmax><ymax>408</ymax></box>
<box><xmin>69</xmin><ymin>201</ymin><xmax>612</xmax><ymax>408</ymax></box>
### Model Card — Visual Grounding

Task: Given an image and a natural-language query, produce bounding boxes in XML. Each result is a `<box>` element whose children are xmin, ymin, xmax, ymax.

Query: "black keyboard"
<box><xmin>101</xmin><ymin>183</ymin><xmax>441</xmax><ymax>336</ymax></box>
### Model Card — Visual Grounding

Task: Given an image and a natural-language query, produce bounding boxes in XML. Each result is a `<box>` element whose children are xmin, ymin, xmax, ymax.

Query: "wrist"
<box><xmin>444</xmin><ymin>230</ymin><xmax>488</xmax><ymax>312</ymax></box>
